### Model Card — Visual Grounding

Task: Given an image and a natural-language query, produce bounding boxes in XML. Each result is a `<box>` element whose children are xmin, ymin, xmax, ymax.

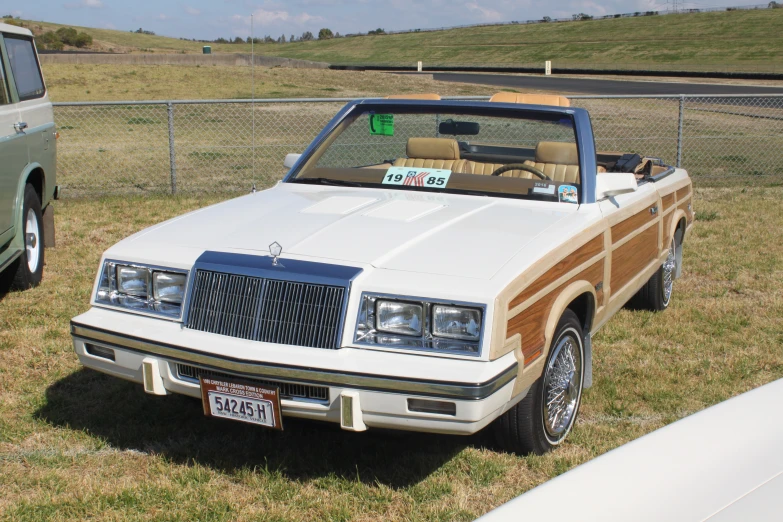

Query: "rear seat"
<box><xmin>393</xmin><ymin>138</ymin><xmax>466</xmax><ymax>170</ymax></box>
<box><xmin>489</xmin><ymin>92</ymin><xmax>571</xmax><ymax>107</ymax></box>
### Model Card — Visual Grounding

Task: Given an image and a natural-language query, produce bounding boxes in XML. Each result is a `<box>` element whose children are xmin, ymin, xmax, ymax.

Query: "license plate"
<box><xmin>200</xmin><ymin>376</ymin><xmax>283</xmax><ymax>430</ymax></box>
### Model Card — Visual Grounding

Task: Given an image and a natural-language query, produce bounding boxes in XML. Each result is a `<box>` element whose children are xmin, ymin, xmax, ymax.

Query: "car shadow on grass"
<box><xmin>36</xmin><ymin>368</ymin><xmax>487</xmax><ymax>488</ymax></box>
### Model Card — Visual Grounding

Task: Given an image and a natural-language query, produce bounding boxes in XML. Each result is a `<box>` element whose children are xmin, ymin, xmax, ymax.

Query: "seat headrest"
<box><xmin>406</xmin><ymin>138</ymin><xmax>460</xmax><ymax>160</ymax></box>
<box><xmin>536</xmin><ymin>142</ymin><xmax>579</xmax><ymax>165</ymax></box>
<box><xmin>489</xmin><ymin>93</ymin><xmax>570</xmax><ymax>107</ymax></box>
<box><xmin>386</xmin><ymin>93</ymin><xmax>441</xmax><ymax>100</ymax></box>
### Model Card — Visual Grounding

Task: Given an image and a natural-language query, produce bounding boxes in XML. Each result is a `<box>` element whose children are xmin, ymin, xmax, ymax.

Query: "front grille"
<box><xmin>186</xmin><ymin>270</ymin><xmax>346</xmax><ymax>349</ymax></box>
<box><xmin>176</xmin><ymin>364</ymin><xmax>330</xmax><ymax>403</ymax></box>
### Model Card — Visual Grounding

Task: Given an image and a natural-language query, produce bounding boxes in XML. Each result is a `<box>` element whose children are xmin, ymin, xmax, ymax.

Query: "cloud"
<box><xmin>464</xmin><ymin>2</ymin><xmax>503</xmax><ymax>22</ymax></box>
<box><xmin>101</xmin><ymin>21</ymin><xmax>116</xmax><ymax>29</ymax></box>
<box><xmin>234</xmin><ymin>8</ymin><xmax>324</xmax><ymax>27</ymax></box>
<box><xmin>64</xmin><ymin>0</ymin><xmax>103</xmax><ymax>9</ymax></box>
<box><xmin>157</xmin><ymin>13</ymin><xmax>170</xmax><ymax>20</ymax></box>
<box><xmin>185</xmin><ymin>6</ymin><xmax>201</xmax><ymax>16</ymax></box>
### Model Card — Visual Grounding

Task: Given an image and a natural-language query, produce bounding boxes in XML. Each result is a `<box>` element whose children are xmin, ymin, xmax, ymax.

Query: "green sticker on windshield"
<box><xmin>369</xmin><ymin>114</ymin><xmax>394</xmax><ymax>136</ymax></box>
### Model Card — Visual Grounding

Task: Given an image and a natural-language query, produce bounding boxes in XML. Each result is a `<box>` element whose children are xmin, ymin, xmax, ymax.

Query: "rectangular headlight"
<box><xmin>117</xmin><ymin>265</ymin><xmax>150</xmax><ymax>297</ymax></box>
<box><xmin>153</xmin><ymin>272</ymin><xmax>186</xmax><ymax>304</ymax></box>
<box><xmin>432</xmin><ymin>305</ymin><xmax>481</xmax><ymax>341</ymax></box>
<box><xmin>376</xmin><ymin>300</ymin><xmax>423</xmax><ymax>336</ymax></box>
<box><xmin>355</xmin><ymin>293</ymin><xmax>484</xmax><ymax>357</ymax></box>
<box><xmin>95</xmin><ymin>261</ymin><xmax>188</xmax><ymax>320</ymax></box>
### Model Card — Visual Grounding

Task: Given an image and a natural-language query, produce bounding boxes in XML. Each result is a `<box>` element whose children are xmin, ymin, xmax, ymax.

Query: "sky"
<box><xmin>2</xmin><ymin>0</ymin><xmax>761</xmax><ymax>40</ymax></box>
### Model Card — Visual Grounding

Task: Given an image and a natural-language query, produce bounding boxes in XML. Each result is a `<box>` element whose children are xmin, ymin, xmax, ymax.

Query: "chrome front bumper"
<box><xmin>70</xmin><ymin>312</ymin><xmax>520</xmax><ymax>435</ymax></box>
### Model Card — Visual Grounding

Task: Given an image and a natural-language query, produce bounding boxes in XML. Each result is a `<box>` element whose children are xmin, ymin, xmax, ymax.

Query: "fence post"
<box><xmin>676</xmin><ymin>95</ymin><xmax>684</xmax><ymax>168</ymax></box>
<box><xmin>167</xmin><ymin>101</ymin><xmax>177</xmax><ymax>194</ymax></box>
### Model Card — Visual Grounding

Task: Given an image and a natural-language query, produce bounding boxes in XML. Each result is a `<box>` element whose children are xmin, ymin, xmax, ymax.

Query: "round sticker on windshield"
<box><xmin>559</xmin><ymin>185</ymin><xmax>578</xmax><ymax>204</ymax></box>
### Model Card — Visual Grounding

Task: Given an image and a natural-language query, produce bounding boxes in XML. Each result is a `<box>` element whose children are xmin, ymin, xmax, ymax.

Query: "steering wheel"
<box><xmin>490</xmin><ymin>163</ymin><xmax>550</xmax><ymax>180</ymax></box>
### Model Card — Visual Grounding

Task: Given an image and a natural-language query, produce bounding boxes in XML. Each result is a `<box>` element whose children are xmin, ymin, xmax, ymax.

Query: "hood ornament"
<box><xmin>269</xmin><ymin>242</ymin><xmax>283</xmax><ymax>266</ymax></box>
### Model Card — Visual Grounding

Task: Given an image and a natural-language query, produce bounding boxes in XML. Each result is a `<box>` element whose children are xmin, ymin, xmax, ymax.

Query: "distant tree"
<box><xmin>300</xmin><ymin>31</ymin><xmax>314</xmax><ymax>41</ymax></box>
<box><xmin>542</xmin><ymin>16</ymin><xmax>552</xmax><ymax>22</ymax></box>
<box><xmin>334</xmin><ymin>32</ymin><xmax>341</xmax><ymax>38</ymax></box>
<box><xmin>56</xmin><ymin>27</ymin><xmax>79</xmax><ymax>45</ymax></box>
<box><xmin>290</xmin><ymin>34</ymin><xmax>296</xmax><ymax>42</ymax></box>
<box><xmin>367</xmin><ymin>27</ymin><xmax>386</xmax><ymax>35</ymax></box>
<box><xmin>215</xmin><ymin>37</ymin><xmax>228</xmax><ymax>43</ymax></box>
<box><xmin>644</xmin><ymin>11</ymin><xmax>657</xmax><ymax>15</ymax></box>
<box><xmin>318</xmin><ymin>27</ymin><xmax>333</xmax><ymax>39</ymax></box>
<box><xmin>233</xmin><ymin>36</ymin><xmax>244</xmax><ymax>43</ymax></box>
<box><xmin>571</xmin><ymin>13</ymin><xmax>592</xmax><ymax>20</ymax></box>
<box><xmin>264</xmin><ymin>35</ymin><xmax>275</xmax><ymax>43</ymax></box>
<box><xmin>769</xmin><ymin>1</ymin><xmax>781</xmax><ymax>7</ymax></box>
<box><xmin>73</xmin><ymin>32</ymin><xmax>92</xmax><ymax>48</ymax></box>
<box><xmin>280</xmin><ymin>34</ymin><xmax>286</xmax><ymax>43</ymax></box>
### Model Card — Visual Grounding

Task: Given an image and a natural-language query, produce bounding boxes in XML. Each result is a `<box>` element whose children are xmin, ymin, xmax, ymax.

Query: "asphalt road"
<box><xmin>427</xmin><ymin>72</ymin><xmax>783</xmax><ymax>95</ymax></box>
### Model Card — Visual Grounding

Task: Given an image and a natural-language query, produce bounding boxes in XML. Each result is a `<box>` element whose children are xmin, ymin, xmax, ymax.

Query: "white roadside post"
<box><xmin>545</xmin><ymin>60</ymin><xmax>552</xmax><ymax>76</ymax></box>
<box><xmin>418</xmin><ymin>60</ymin><xmax>423</xmax><ymax>72</ymax></box>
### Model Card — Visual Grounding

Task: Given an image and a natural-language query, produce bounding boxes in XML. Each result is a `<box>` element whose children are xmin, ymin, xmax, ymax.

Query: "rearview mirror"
<box><xmin>284</xmin><ymin>153</ymin><xmax>302</xmax><ymax>169</ymax></box>
<box><xmin>596</xmin><ymin>173</ymin><xmax>638</xmax><ymax>200</ymax></box>
<box><xmin>438</xmin><ymin>120</ymin><xmax>480</xmax><ymax>136</ymax></box>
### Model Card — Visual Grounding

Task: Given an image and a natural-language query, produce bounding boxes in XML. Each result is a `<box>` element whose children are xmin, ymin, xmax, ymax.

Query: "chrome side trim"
<box><xmin>71</xmin><ymin>322</ymin><xmax>517</xmax><ymax>400</ymax></box>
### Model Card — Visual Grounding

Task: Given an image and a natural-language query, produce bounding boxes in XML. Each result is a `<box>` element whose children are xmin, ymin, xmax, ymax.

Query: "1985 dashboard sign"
<box><xmin>382</xmin><ymin>167</ymin><xmax>452</xmax><ymax>188</ymax></box>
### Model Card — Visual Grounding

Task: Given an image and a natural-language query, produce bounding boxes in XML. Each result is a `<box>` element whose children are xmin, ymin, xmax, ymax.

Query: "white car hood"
<box><xmin>124</xmin><ymin>183</ymin><xmax>577</xmax><ymax>280</ymax></box>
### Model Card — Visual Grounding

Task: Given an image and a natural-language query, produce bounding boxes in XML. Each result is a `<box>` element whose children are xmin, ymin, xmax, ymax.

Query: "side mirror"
<box><xmin>596</xmin><ymin>173</ymin><xmax>638</xmax><ymax>200</ymax></box>
<box><xmin>284</xmin><ymin>153</ymin><xmax>302</xmax><ymax>169</ymax></box>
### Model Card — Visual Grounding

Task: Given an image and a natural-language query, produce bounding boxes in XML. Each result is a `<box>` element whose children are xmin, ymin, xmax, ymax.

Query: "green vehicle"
<box><xmin>0</xmin><ymin>22</ymin><xmax>57</xmax><ymax>292</ymax></box>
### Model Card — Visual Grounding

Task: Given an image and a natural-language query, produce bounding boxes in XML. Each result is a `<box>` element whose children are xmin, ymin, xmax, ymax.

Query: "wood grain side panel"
<box><xmin>507</xmin><ymin>260</ymin><xmax>604</xmax><ymax>364</ymax></box>
<box><xmin>508</xmin><ymin>235</ymin><xmax>604</xmax><ymax>310</ymax></box>
<box><xmin>611</xmin><ymin>225</ymin><xmax>659</xmax><ymax>292</ymax></box>
<box><xmin>661</xmin><ymin>193</ymin><xmax>675</xmax><ymax>211</ymax></box>
<box><xmin>663</xmin><ymin>212</ymin><xmax>674</xmax><ymax>247</ymax></box>
<box><xmin>676</xmin><ymin>185</ymin><xmax>691</xmax><ymax>202</ymax></box>
<box><xmin>678</xmin><ymin>200</ymin><xmax>694</xmax><ymax>225</ymax></box>
<box><xmin>611</xmin><ymin>206</ymin><xmax>656</xmax><ymax>244</ymax></box>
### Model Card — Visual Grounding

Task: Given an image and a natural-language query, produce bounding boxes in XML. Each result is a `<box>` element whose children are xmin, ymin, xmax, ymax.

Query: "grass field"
<box><xmin>40</xmin><ymin>64</ymin><xmax>502</xmax><ymax>102</ymax></box>
<box><xmin>17</xmin><ymin>9</ymin><xmax>783</xmax><ymax>72</ymax></box>
<box><xmin>0</xmin><ymin>186</ymin><xmax>781</xmax><ymax>520</ymax></box>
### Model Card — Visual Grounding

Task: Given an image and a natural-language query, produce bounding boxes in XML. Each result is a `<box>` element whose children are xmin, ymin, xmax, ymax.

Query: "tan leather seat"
<box><xmin>393</xmin><ymin>138</ymin><xmax>465</xmax><ymax>170</ymax></box>
<box><xmin>523</xmin><ymin>141</ymin><xmax>580</xmax><ymax>183</ymax></box>
<box><xmin>385</xmin><ymin>93</ymin><xmax>441</xmax><ymax>100</ymax></box>
<box><xmin>489</xmin><ymin>93</ymin><xmax>570</xmax><ymax>107</ymax></box>
<box><xmin>461</xmin><ymin>161</ymin><xmax>537</xmax><ymax>178</ymax></box>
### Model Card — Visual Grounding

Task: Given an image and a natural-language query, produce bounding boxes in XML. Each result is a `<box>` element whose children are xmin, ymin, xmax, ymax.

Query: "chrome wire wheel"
<box><xmin>662</xmin><ymin>238</ymin><xmax>676</xmax><ymax>307</ymax></box>
<box><xmin>25</xmin><ymin>208</ymin><xmax>41</xmax><ymax>274</ymax></box>
<box><xmin>542</xmin><ymin>328</ymin><xmax>583</xmax><ymax>444</ymax></box>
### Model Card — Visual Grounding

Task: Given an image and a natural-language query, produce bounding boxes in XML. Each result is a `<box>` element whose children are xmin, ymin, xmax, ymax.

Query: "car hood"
<box><xmin>123</xmin><ymin>183</ymin><xmax>577</xmax><ymax>280</ymax></box>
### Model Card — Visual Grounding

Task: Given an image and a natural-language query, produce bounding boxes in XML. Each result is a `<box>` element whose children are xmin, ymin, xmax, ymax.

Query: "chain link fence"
<box><xmin>52</xmin><ymin>95</ymin><xmax>783</xmax><ymax>198</ymax></box>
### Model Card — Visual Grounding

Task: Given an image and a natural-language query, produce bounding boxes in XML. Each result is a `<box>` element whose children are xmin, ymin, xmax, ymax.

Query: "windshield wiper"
<box><xmin>293</xmin><ymin>177</ymin><xmax>364</xmax><ymax>187</ymax></box>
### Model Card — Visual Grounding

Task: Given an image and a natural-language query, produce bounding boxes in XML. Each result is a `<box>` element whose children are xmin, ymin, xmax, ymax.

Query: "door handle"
<box><xmin>14</xmin><ymin>121</ymin><xmax>28</xmax><ymax>132</ymax></box>
<box><xmin>649</xmin><ymin>205</ymin><xmax>658</xmax><ymax>215</ymax></box>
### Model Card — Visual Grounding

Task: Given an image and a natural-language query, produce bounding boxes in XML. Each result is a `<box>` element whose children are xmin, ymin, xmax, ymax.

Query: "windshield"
<box><xmin>289</xmin><ymin>105</ymin><xmax>582</xmax><ymax>203</ymax></box>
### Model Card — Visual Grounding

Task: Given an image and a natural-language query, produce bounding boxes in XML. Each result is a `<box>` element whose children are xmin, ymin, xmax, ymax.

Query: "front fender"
<box><xmin>512</xmin><ymin>280</ymin><xmax>597</xmax><ymax>397</ymax></box>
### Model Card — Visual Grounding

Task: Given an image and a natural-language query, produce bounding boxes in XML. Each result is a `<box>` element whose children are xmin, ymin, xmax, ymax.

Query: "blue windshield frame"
<box><xmin>282</xmin><ymin>99</ymin><xmax>598</xmax><ymax>204</ymax></box>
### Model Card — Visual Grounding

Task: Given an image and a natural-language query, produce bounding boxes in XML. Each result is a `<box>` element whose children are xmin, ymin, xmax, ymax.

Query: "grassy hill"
<box><xmin>10</xmin><ymin>8</ymin><xmax>783</xmax><ymax>72</ymax></box>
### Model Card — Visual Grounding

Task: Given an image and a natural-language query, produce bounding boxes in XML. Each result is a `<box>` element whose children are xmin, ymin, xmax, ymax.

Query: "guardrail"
<box><xmin>52</xmin><ymin>94</ymin><xmax>783</xmax><ymax>198</ymax></box>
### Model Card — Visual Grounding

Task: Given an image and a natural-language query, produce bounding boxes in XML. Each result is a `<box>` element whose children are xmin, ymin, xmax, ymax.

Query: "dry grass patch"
<box><xmin>0</xmin><ymin>187</ymin><xmax>781</xmax><ymax>520</ymax></box>
<box><xmin>42</xmin><ymin>65</ymin><xmax>505</xmax><ymax>102</ymax></box>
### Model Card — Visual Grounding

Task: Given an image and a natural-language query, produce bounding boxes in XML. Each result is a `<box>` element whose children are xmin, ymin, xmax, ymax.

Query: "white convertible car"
<box><xmin>71</xmin><ymin>93</ymin><xmax>694</xmax><ymax>454</ymax></box>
